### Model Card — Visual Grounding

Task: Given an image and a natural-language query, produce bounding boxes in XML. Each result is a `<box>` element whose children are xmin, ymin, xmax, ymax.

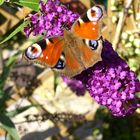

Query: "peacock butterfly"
<box><xmin>23</xmin><ymin>5</ymin><xmax>104</xmax><ymax>77</ymax></box>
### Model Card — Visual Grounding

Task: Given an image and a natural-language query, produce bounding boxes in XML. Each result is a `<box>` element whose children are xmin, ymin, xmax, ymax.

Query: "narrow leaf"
<box><xmin>12</xmin><ymin>0</ymin><xmax>39</xmax><ymax>11</ymax></box>
<box><xmin>0</xmin><ymin>114</ymin><xmax>20</xmax><ymax>140</ymax></box>
<box><xmin>0</xmin><ymin>53</ymin><xmax>19</xmax><ymax>87</ymax></box>
<box><xmin>0</xmin><ymin>54</ymin><xmax>18</xmax><ymax>109</ymax></box>
<box><xmin>0</xmin><ymin>0</ymin><xmax>4</xmax><ymax>5</ymax></box>
<box><xmin>0</xmin><ymin>90</ymin><xmax>9</xmax><ymax>110</ymax></box>
<box><xmin>0</xmin><ymin>20</ymin><xmax>30</xmax><ymax>45</ymax></box>
<box><xmin>54</xmin><ymin>72</ymin><xmax>59</xmax><ymax>94</ymax></box>
<box><xmin>6</xmin><ymin>133</ymin><xmax>15</xmax><ymax>140</ymax></box>
<box><xmin>6</xmin><ymin>105</ymin><xmax>36</xmax><ymax>117</ymax></box>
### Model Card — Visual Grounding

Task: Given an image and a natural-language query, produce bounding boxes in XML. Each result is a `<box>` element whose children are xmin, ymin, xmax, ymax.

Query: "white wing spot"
<box><xmin>92</xmin><ymin>22</ymin><xmax>97</xmax><ymax>25</ymax></box>
<box><xmin>78</xmin><ymin>18</ymin><xmax>84</xmax><ymax>24</ymax></box>
<box><xmin>87</xmin><ymin>6</ymin><xmax>103</xmax><ymax>21</ymax></box>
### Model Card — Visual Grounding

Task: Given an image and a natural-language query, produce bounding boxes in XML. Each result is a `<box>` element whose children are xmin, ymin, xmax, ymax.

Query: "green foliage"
<box><xmin>6</xmin><ymin>105</ymin><xmax>36</xmax><ymax>117</ymax></box>
<box><xmin>95</xmin><ymin>107</ymin><xmax>140</xmax><ymax>140</ymax></box>
<box><xmin>0</xmin><ymin>53</ymin><xmax>33</xmax><ymax>139</ymax></box>
<box><xmin>0</xmin><ymin>52</ymin><xmax>19</xmax><ymax>88</ymax></box>
<box><xmin>0</xmin><ymin>1</ymin><xmax>41</xmax><ymax>138</ymax></box>
<box><xmin>0</xmin><ymin>0</ymin><xmax>4</xmax><ymax>5</ymax></box>
<box><xmin>111</xmin><ymin>0</ymin><xmax>140</xmax><ymax>79</ymax></box>
<box><xmin>11</xmin><ymin>0</ymin><xmax>40</xmax><ymax>11</ymax></box>
<box><xmin>54</xmin><ymin>72</ymin><xmax>59</xmax><ymax>93</ymax></box>
<box><xmin>0</xmin><ymin>114</ymin><xmax>20</xmax><ymax>140</ymax></box>
<box><xmin>0</xmin><ymin>53</ymin><xmax>18</xmax><ymax>109</ymax></box>
<box><xmin>118</xmin><ymin>30</ymin><xmax>140</xmax><ymax>79</ymax></box>
<box><xmin>0</xmin><ymin>20</ymin><xmax>30</xmax><ymax>45</ymax></box>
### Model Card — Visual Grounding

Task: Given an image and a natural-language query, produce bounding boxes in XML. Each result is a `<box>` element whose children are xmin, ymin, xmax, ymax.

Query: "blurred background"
<box><xmin>0</xmin><ymin>0</ymin><xmax>140</xmax><ymax>140</ymax></box>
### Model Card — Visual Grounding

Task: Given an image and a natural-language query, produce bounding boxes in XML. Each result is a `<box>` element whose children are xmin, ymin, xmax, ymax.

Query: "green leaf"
<box><xmin>54</xmin><ymin>72</ymin><xmax>59</xmax><ymax>94</ymax></box>
<box><xmin>0</xmin><ymin>114</ymin><xmax>20</xmax><ymax>140</ymax></box>
<box><xmin>6</xmin><ymin>105</ymin><xmax>36</xmax><ymax>117</ymax></box>
<box><xmin>0</xmin><ymin>90</ymin><xmax>9</xmax><ymax>110</ymax></box>
<box><xmin>0</xmin><ymin>0</ymin><xmax>4</xmax><ymax>5</ymax></box>
<box><xmin>6</xmin><ymin>133</ymin><xmax>15</xmax><ymax>140</ymax></box>
<box><xmin>0</xmin><ymin>53</ymin><xmax>19</xmax><ymax>88</ymax></box>
<box><xmin>0</xmin><ymin>53</ymin><xmax>19</xmax><ymax>109</ymax></box>
<box><xmin>12</xmin><ymin>0</ymin><xmax>39</xmax><ymax>11</ymax></box>
<box><xmin>0</xmin><ymin>20</ymin><xmax>30</xmax><ymax>45</ymax></box>
<box><xmin>29</xmin><ymin>33</ymin><xmax>46</xmax><ymax>43</ymax></box>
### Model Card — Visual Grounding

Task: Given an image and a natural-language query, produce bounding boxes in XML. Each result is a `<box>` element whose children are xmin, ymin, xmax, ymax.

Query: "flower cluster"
<box><xmin>24</xmin><ymin>0</ymin><xmax>79</xmax><ymax>37</ymax></box>
<box><xmin>75</xmin><ymin>40</ymin><xmax>140</xmax><ymax>117</ymax></box>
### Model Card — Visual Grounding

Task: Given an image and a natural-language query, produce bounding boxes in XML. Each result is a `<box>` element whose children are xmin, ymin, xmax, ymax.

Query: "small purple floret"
<box><xmin>62</xmin><ymin>76</ymin><xmax>86</xmax><ymax>96</ymax></box>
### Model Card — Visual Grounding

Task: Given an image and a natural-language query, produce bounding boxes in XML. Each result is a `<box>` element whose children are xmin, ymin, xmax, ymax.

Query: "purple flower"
<box><xmin>62</xmin><ymin>76</ymin><xmax>86</xmax><ymax>96</ymax></box>
<box><xmin>24</xmin><ymin>0</ymin><xmax>79</xmax><ymax>37</ymax></box>
<box><xmin>75</xmin><ymin>40</ymin><xmax>140</xmax><ymax>117</ymax></box>
<box><xmin>24</xmin><ymin>26</ymin><xmax>31</xmax><ymax>36</ymax></box>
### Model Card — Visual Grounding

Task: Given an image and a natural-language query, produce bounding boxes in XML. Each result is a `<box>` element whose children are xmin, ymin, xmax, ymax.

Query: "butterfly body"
<box><xmin>56</xmin><ymin>30</ymin><xmax>103</xmax><ymax>77</ymax></box>
<box><xmin>24</xmin><ymin>5</ymin><xmax>104</xmax><ymax>77</ymax></box>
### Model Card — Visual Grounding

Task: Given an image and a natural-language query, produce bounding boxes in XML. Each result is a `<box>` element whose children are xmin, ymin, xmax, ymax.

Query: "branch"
<box><xmin>112</xmin><ymin>0</ymin><xmax>133</xmax><ymax>50</ymax></box>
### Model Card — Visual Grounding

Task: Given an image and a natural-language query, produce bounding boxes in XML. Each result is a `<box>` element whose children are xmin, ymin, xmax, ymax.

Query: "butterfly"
<box><xmin>23</xmin><ymin>5</ymin><xmax>104</xmax><ymax>78</ymax></box>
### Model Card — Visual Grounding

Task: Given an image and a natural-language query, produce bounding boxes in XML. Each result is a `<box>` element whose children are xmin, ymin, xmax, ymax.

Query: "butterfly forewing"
<box><xmin>24</xmin><ymin>37</ymin><xmax>64</xmax><ymax>67</ymax></box>
<box><xmin>72</xmin><ymin>5</ymin><xmax>104</xmax><ymax>40</ymax></box>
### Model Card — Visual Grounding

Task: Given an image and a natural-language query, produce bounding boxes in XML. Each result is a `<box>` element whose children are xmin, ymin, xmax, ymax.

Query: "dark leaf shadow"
<box><xmin>21</xmin><ymin>127</ymin><xmax>59</xmax><ymax>140</ymax></box>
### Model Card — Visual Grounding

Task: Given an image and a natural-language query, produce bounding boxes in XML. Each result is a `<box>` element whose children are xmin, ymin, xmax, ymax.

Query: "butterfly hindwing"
<box><xmin>79</xmin><ymin>38</ymin><xmax>103</xmax><ymax>68</ymax></box>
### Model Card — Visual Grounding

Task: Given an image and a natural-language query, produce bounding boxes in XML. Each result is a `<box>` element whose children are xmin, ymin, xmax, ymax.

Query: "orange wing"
<box><xmin>24</xmin><ymin>37</ymin><xmax>64</xmax><ymax>67</ymax></box>
<box><xmin>72</xmin><ymin>5</ymin><xmax>104</xmax><ymax>40</ymax></box>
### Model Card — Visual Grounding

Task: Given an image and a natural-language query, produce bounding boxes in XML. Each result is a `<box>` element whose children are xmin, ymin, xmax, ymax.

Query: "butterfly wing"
<box><xmin>78</xmin><ymin>38</ymin><xmax>103</xmax><ymax>68</ymax></box>
<box><xmin>24</xmin><ymin>37</ymin><xmax>64</xmax><ymax>67</ymax></box>
<box><xmin>71</xmin><ymin>5</ymin><xmax>104</xmax><ymax>40</ymax></box>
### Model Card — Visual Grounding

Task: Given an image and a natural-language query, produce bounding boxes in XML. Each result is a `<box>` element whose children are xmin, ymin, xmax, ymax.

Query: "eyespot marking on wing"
<box><xmin>25</xmin><ymin>43</ymin><xmax>42</xmax><ymax>60</ymax></box>
<box><xmin>85</xmin><ymin>39</ymin><xmax>99</xmax><ymax>50</ymax></box>
<box><xmin>54</xmin><ymin>53</ymin><xmax>65</xmax><ymax>69</ymax></box>
<box><xmin>71</xmin><ymin>5</ymin><xmax>104</xmax><ymax>40</ymax></box>
<box><xmin>87</xmin><ymin>6</ymin><xmax>103</xmax><ymax>21</ymax></box>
